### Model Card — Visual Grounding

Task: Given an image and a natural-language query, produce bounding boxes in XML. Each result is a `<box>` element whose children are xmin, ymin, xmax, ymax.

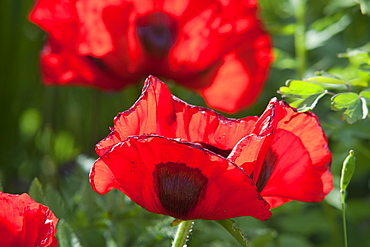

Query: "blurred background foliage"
<box><xmin>1</xmin><ymin>0</ymin><xmax>370</xmax><ymax>246</ymax></box>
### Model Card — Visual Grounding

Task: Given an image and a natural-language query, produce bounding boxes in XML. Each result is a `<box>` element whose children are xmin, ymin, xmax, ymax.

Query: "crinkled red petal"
<box><xmin>0</xmin><ymin>192</ymin><xmax>58</xmax><ymax>247</ymax></box>
<box><xmin>96</xmin><ymin>76</ymin><xmax>258</xmax><ymax>156</ymax></box>
<box><xmin>90</xmin><ymin>135</ymin><xmax>271</xmax><ymax>221</ymax></box>
<box><xmin>231</xmin><ymin>99</ymin><xmax>332</xmax><ymax>208</ymax></box>
<box><xmin>260</xmin><ymin>128</ymin><xmax>332</xmax><ymax>207</ymax></box>
<box><xmin>260</xmin><ymin>102</ymin><xmax>333</xmax><ymax>207</ymax></box>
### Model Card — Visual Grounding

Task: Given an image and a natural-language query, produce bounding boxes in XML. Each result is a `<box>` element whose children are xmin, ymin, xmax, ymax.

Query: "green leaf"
<box><xmin>347</xmin><ymin>78</ymin><xmax>368</xmax><ymax>87</ymax></box>
<box><xmin>306</xmin><ymin>14</ymin><xmax>351</xmax><ymax>50</ymax></box>
<box><xmin>278</xmin><ymin>80</ymin><xmax>326</xmax><ymax>98</ymax></box>
<box><xmin>215</xmin><ymin>219</ymin><xmax>250</xmax><ymax>247</ymax></box>
<box><xmin>359</xmin><ymin>0</ymin><xmax>370</xmax><ymax>16</ymax></box>
<box><xmin>360</xmin><ymin>90</ymin><xmax>370</xmax><ymax>103</ymax></box>
<box><xmin>251</xmin><ymin>229</ymin><xmax>277</xmax><ymax>247</ymax></box>
<box><xmin>28</xmin><ymin>177</ymin><xmax>44</xmax><ymax>204</ymax></box>
<box><xmin>331</xmin><ymin>93</ymin><xmax>369</xmax><ymax>124</ymax></box>
<box><xmin>57</xmin><ymin>219</ymin><xmax>82</xmax><ymax>247</ymax></box>
<box><xmin>306</xmin><ymin>76</ymin><xmax>346</xmax><ymax>85</ymax></box>
<box><xmin>358</xmin><ymin>62</ymin><xmax>370</xmax><ymax>73</ymax></box>
<box><xmin>44</xmin><ymin>185</ymin><xmax>71</xmax><ymax>220</ymax></box>
<box><xmin>290</xmin><ymin>91</ymin><xmax>327</xmax><ymax>112</ymax></box>
<box><xmin>340</xmin><ymin>150</ymin><xmax>356</xmax><ymax>192</ymax></box>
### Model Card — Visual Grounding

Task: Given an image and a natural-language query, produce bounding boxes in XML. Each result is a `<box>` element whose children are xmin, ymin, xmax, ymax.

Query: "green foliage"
<box><xmin>340</xmin><ymin>150</ymin><xmax>356</xmax><ymax>192</ymax></box>
<box><xmin>331</xmin><ymin>93</ymin><xmax>368</xmax><ymax>124</ymax></box>
<box><xmin>215</xmin><ymin>219</ymin><xmax>250</xmax><ymax>247</ymax></box>
<box><xmin>2</xmin><ymin>0</ymin><xmax>370</xmax><ymax>246</ymax></box>
<box><xmin>278</xmin><ymin>80</ymin><xmax>328</xmax><ymax>111</ymax></box>
<box><xmin>250</xmin><ymin>229</ymin><xmax>277</xmax><ymax>247</ymax></box>
<box><xmin>278</xmin><ymin>46</ymin><xmax>370</xmax><ymax>124</ymax></box>
<box><xmin>359</xmin><ymin>0</ymin><xmax>370</xmax><ymax>16</ymax></box>
<box><xmin>57</xmin><ymin>220</ymin><xmax>82</xmax><ymax>247</ymax></box>
<box><xmin>28</xmin><ymin>177</ymin><xmax>44</xmax><ymax>204</ymax></box>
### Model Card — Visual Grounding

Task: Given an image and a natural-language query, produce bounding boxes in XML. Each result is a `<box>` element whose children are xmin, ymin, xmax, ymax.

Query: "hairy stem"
<box><xmin>172</xmin><ymin>220</ymin><xmax>194</xmax><ymax>247</ymax></box>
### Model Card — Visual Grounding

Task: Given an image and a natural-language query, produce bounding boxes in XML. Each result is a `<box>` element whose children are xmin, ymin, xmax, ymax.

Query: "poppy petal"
<box><xmin>90</xmin><ymin>135</ymin><xmax>271</xmax><ymax>221</ymax></box>
<box><xmin>96</xmin><ymin>76</ymin><xmax>258</xmax><ymax>156</ymax></box>
<box><xmin>0</xmin><ymin>192</ymin><xmax>58</xmax><ymax>247</ymax></box>
<box><xmin>259</xmin><ymin>128</ymin><xmax>332</xmax><ymax>207</ymax></box>
<box><xmin>39</xmin><ymin>38</ymin><xmax>126</xmax><ymax>90</ymax></box>
<box><xmin>198</xmin><ymin>34</ymin><xmax>272</xmax><ymax>113</ymax></box>
<box><xmin>29</xmin><ymin>0</ymin><xmax>78</xmax><ymax>42</ymax></box>
<box><xmin>259</xmin><ymin>102</ymin><xmax>332</xmax><ymax>207</ymax></box>
<box><xmin>169</xmin><ymin>0</ymin><xmax>269</xmax><ymax>72</ymax></box>
<box><xmin>228</xmin><ymin>97</ymin><xmax>282</xmax><ymax>175</ymax></box>
<box><xmin>277</xmin><ymin>102</ymin><xmax>332</xmax><ymax>175</ymax></box>
<box><xmin>229</xmin><ymin>99</ymin><xmax>332</xmax><ymax>208</ymax></box>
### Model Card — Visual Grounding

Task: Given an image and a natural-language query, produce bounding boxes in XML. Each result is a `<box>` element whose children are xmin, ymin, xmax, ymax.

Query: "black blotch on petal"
<box><xmin>256</xmin><ymin>149</ymin><xmax>278</xmax><ymax>192</ymax></box>
<box><xmin>153</xmin><ymin>162</ymin><xmax>207</xmax><ymax>219</ymax></box>
<box><xmin>198</xmin><ymin>142</ymin><xmax>232</xmax><ymax>158</ymax></box>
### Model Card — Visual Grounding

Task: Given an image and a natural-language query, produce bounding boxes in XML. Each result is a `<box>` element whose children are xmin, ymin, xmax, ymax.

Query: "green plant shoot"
<box><xmin>340</xmin><ymin>150</ymin><xmax>356</xmax><ymax>247</ymax></box>
<box><xmin>340</xmin><ymin>150</ymin><xmax>356</xmax><ymax>193</ymax></box>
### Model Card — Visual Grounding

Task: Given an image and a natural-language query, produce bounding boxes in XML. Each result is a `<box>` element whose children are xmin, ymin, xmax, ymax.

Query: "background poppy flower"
<box><xmin>0</xmin><ymin>192</ymin><xmax>58</xmax><ymax>247</ymax></box>
<box><xmin>90</xmin><ymin>76</ymin><xmax>333</xmax><ymax>221</ymax></box>
<box><xmin>29</xmin><ymin>0</ymin><xmax>273</xmax><ymax>113</ymax></box>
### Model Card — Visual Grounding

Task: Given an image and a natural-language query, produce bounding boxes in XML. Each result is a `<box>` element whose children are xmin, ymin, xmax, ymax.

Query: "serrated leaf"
<box><xmin>289</xmin><ymin>92</ymin><xmax>327</xmax><ymax>112</ymax></box>
<box><xmin>347</xmin><ymin>78</ymin><xmax>368</xmax><ymax>87</ymax></box>
<box><xmin>57</xmin><ymin>219</ymin><xmax>82</xmax><ymax>247</ymax></box>
<box><xmin>360</xmin><ymin>90</ymin><xmax>370</xmax><ymax>103</ymax></box>
<box><xmin>28</xmin><ymin>177</ymin><xmax>44</xmax><ymax>204</ymax></box>
<box><xmin>44</xmin><ymin>185</ymin><xmax>71</xmax><ymax>219</ymax></box>
<box><xmin>215</xmin><ymin>219</ymin><xmax>250</xmax><ymax>247</ymax></box>
<box><xmin>307</xmin><ymin>76</ymin><xmax>346</xmax><ymax>85</ymax></box>
<box><xmin>331</xmin><ymin>93</ymin><xmax>369</xmax><ymax>124</ymax></box>
<box><xmin>278</xmin><ymin>80</ymin><xmax>326</xmax><ymax>98</ymax></box>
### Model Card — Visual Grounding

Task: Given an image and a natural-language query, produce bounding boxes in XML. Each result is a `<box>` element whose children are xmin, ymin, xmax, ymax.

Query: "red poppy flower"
<box><xmin>90</xmin><ymin>76</ymin><xmax>333</xmax><ymax>220</ymax></box>
<box><xmin>29</xmin><ymin>0</ymin><xmax>272</xmax><ymax>113</ymax></box>
<box><xmin>0</xmin><ymin>192</ymin><xmax>58</xmax><ymax>247</ymax></box>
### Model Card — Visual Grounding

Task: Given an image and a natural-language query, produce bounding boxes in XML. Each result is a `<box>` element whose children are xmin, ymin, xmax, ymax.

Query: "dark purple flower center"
<box><xmin>153</xmin><ymin>162</ymin><xmax>207</xmax><ymax>219</ymax></box>
<box><xmin>136</xmin><ymin>12</ymin><xmax>177</xmax><ymax>58</ymax></box>
<box><xmin>255</xmin><ymin>148</ymin><xmax>278</xmax><ymax>192</ymax></box>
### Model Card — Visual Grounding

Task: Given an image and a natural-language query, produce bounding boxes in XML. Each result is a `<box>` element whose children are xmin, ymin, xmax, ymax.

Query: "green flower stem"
<box><xmin>340</xmin><ymin>150</ymin><xmax>355</xmax><ymax>247</ymax></box>
<box><xmin>294</xmin><ymin>0</ymin><xmax>307</xmax><ymax>78</ymax></box>
<box><xmin>172</xmin><ymin>220</ymin><xmax>194</xmax><ymax>247</ymax></box>
<box><xmin>341</xmin><ymin>190</ymin><xmax>348</xmax><ymax>247</ymax></box>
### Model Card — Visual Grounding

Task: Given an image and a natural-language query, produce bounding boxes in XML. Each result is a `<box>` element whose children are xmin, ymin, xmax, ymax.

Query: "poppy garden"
<box><xmin>1</xmin><ymin>0</ymin><xmax>370</xmax><ymax>246</ymax></box>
